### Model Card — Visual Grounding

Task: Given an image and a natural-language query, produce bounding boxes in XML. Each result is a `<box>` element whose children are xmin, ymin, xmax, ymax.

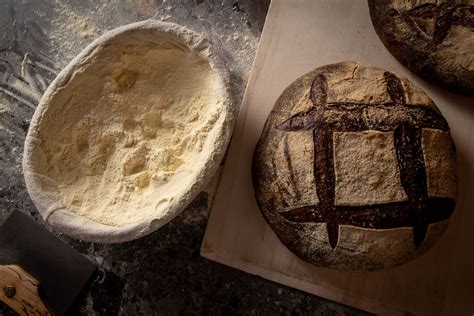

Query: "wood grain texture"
<box><xmin>201</xmin><ymin>0</ymin><xmax>474</xmax><ymax>315</ymax></box>
<box><xmin>0</xmin><ymin>265</ymin><xmax>50</xmax><ymax>316</ymax></box>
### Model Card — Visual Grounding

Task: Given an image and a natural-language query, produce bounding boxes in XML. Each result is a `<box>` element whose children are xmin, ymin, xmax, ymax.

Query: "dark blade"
<box><xmin>0</xmin><ymin>210</ymin><xmax>96</xmax><ymax>315</ymax></box>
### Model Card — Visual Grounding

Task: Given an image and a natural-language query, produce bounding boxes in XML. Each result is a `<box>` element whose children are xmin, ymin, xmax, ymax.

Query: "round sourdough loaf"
<box><xmin>368</xmin><ymin>0</ymin><xmax>474</xmax><ymax>95</ymax></box>
<box><xmin>252</xmin><ymin>61</ymin><xmax>457</xmax><ymax>271</ymax></box>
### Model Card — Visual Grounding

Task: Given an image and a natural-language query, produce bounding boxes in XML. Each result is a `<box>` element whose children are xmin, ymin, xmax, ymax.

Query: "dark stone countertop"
<box><xmin>0</xmin><ymin>0</ymin><xmax>370</xmax><ymax>315</ymax></box>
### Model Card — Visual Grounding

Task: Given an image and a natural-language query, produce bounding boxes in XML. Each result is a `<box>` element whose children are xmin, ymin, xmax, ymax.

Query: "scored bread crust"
<box><xmin>368</xmin><ymin>0</ymin><xmax>474</xmax><ymax>95</ymax></box>
<box><xmin>252</xmin><ymin>61</ymin><xmax>457</xmax><ymax>271</ymax></box>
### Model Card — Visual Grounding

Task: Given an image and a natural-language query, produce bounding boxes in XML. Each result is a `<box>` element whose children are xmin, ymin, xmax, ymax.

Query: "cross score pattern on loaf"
<box><xmin>401</xmin><ymin>2</ymin><xmax>473</xmax><ymax>45</ymax></box>
<box><xmin>276</xmin><ymin>72</ymin><xmax>455</xmax><ymax>249</ymax></box>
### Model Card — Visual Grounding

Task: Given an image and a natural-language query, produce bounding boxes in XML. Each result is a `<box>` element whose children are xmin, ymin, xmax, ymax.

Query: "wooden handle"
<box><xmin>0</xmin><ymin>265</ymin><xmax>51</xmax><ymax>316</ymax></box>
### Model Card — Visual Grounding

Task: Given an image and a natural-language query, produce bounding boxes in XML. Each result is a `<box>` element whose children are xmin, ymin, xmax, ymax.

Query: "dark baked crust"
<box><xmin>252</xmin><ymin>61</ymin><xmax>457</xmax><ymax>271</ymax></box>
<box><xmin>368</xmin><ymin>0</ymin><xmax>474</xmax><ymax>95</ymax></box>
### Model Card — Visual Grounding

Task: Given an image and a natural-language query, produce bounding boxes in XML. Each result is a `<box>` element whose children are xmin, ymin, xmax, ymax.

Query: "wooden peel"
<box><xmin>0</xmin><ymin>265</ymin><xmax>50</xmax><ymax>315</ymax></box>
<box><xmin>201</xmin><ymin>0</ymin><xmax>474</xmax><ymax>314</ymax></box>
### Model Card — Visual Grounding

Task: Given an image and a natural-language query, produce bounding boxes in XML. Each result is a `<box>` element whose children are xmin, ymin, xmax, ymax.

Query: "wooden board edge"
<box><xmin>200</xmin><ymin>0</ymin><xmax>474</xmax><ymax>314</ymax></box>
<box><xmin>200</xmin><ymin>0</ymin><xmax>279</xmax><ymax>257</ymax></box>
<box><xmin>200</xmin><ymin>249</ymin><xmax>407</xmax><ymax>316</ymax></box>
<box><xmin>199</xmin><ymin>1</ymin><xmax>400</xmax><ymax>314</ymax></box>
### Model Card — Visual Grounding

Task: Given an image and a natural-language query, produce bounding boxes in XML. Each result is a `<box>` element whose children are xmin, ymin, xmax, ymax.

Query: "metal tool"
<box><xmin>0</xmin><ymin>210</ymin><xmax>96</xmax><ymax>315</ymax></box>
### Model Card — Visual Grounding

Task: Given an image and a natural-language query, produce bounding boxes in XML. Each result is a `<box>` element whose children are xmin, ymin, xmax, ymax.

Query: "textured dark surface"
<box><xmin>0</xmin><ymin>0</ymin><xmax>369</xmax><ymax>315</ymax></box>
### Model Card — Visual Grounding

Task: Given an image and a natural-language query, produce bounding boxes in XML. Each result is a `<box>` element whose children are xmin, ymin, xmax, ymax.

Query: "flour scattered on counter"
<box><xmin>48</xmin><ymin>1</ymin><xmax>102</xmax><ymax>61</ymax></box>
<box><xmin>161</xmin><ymin>14</ymin><xmax>172</xmax><ymax>21</ymax></box>
<box><xmin>51</xmin><ymin>10</ymin><xmax>98</xmax><ymax>40</ymax></box>
<box><xmin>0</xmin><ymin>102</ymin><xmax>10</xmax><ymax>114</ymax></box>
<box><xmin>231</xmin><ymin>32</ymin><xmax>240</xmax><ymax>41</ymax></box>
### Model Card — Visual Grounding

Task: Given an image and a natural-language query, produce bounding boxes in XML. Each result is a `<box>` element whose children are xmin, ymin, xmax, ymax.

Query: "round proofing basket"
<box><xmin>23</xmin><ymin>21</ymin><xmax>236</xmax><ymax>243</ymax></box>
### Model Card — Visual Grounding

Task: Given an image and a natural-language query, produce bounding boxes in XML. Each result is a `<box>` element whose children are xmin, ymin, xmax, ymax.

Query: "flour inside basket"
<box><xmin>33</xmin><ymin>34</ymin><xmax>225</xmax><ymax>226</ymax></box>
